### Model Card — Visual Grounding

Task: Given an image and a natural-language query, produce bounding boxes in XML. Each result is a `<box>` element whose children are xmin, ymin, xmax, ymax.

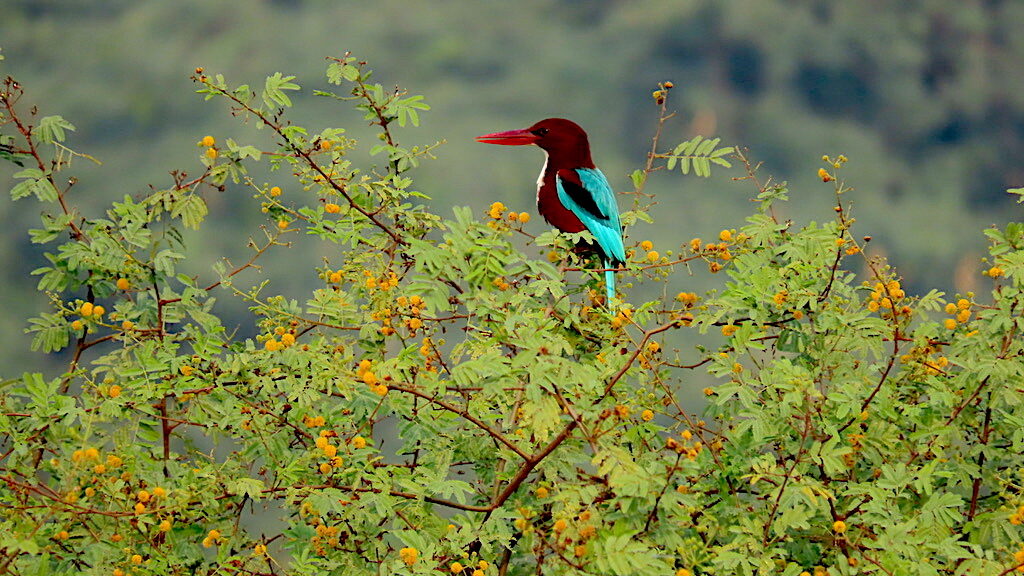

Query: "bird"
<box><xmin>476</xmin><ymin>118</ymin><xmax>626</xmax><ymax>302</ymax></box>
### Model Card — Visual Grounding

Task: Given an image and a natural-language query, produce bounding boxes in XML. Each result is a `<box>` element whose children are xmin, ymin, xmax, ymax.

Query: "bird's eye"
<box><xmin>534</xmin><ymin>128</ymin><xmax>549</xmax><ymax>136</ymax></box>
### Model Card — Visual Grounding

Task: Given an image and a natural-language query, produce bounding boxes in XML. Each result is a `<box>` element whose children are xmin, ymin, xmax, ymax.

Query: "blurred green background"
<box><xmin>3</xmin><ymin>0</ymin><xmax>1023</xmax><ymax>373</ymax></box>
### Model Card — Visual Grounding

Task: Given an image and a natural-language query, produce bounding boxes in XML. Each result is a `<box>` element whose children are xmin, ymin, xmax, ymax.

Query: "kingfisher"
<box><xmin>476</xmin><ymin>118</ymin><xmax>626</xmax><ymax>301</ymax></box>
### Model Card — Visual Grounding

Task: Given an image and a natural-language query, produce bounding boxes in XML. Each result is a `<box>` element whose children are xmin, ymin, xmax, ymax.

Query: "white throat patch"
<box><xmin>536</xmin><ymin>152</ymin><xmax>548</xmax><ymax>205</ymax></box>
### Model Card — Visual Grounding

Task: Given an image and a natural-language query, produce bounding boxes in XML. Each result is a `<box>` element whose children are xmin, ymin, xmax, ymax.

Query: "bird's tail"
<box><xmin>604</xmin><ymin>266</ymin><xmax>616</xmax><ymax>303</ymax></box>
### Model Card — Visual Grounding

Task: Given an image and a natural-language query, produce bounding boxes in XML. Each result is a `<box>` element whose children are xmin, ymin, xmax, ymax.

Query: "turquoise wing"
<box><xmin>555</xmin><ymin>168</ymin><xmax>625</xmax><ymax>265</ymax></box>
<box><xmin>555</xmin><ymin>168</ymin><xmax>625</xmax><ymax>301</ymax></box>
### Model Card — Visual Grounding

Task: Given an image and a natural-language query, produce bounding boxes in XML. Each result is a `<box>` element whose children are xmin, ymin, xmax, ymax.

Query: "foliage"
<box><xmin>2</xmin><ymin>56</ymin><xmax>1024</xmax><ymax>576</ymax></box>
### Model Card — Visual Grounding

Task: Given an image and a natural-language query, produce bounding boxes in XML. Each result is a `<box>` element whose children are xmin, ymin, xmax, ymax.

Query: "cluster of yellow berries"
<box><xmin>901</xmin><ymin>342</ymin><xmax>951</xmax><ymax>376</ymax></box>
<box><xmin>357</xmin><ymin>359</ymin><xmax>389</xmax><ymax>396</ymax></box>
<box><xmin>943</xmin><ymin>298</ymin><xmax>972</xmax><ymax>330</ymax></box>
<box><xmin>70</xmin><ymin>301</ymin><xmax>106</xmax><ymax>331</ymax></box>
<box><xmin>311</xmin><ymin>524</ymin><xmax>341</xmax><ymax>555</ymax></box>
<box><xmin>450</xmin><ymin>560</ymin><xmax>490</xmax><ymax>575</ymax></box>
<box><xmin>609</xmin><ymin>306</ymin><xmax>633</xmax><ymax>329</ymax></box>
<box><xmin>313</xmin><ymin>430</ymin><xmax>344</xmax><ymax>474</ymax></box>
<box><xmin>984</xmin><ymin>264</ymin><xmax>1004</xmax><ymax>278</ymax></box>
<box><xmin>666</xmin><ymin>429</ymin><xmax>702</xmax><ymax>461</ymax></box>
<box><xmin>487</xmin><ymin>202</ymin><xmax>530</xmax><ymax>227</ymax></box>
<box><xmin>638</xmin><ymin>240</ymin><xmax>662</xmax><ymax>263</ymax></box>
<box><xmin>672</xmin><ymin>292</ymin><xmax>699</xmax><ymax>326</ymax></box>
<box><xmin>639</xmin><ymin>340</ymin><xmax>661</xmax><ymax>369</ymax></box>
<box><xmin>202</xmin><ymin>529</ymin><xmax>222</xmax><ymax>548</ymax></box>
<box><xmin>364</xmin><ymin>269</ymin><xmax>400</xmax><ymax>291</ymax></box>
<box><xmin>866</xmin><ymin>280</ymin><xmax>911</xmax><ymax>319</ymax></box>
<box><xmin>399</xmin><ymin>546</ymin><xmax>419</xmax><ymax>566</ymax></box>
<box><xmin>133</xmin><ymin>485</ymin><xmax>168</xmax><ymax>515</ymax></box>
<box><xmin>419</xmin><ymin>337</ymin><xmax>440</xmax><ymax>373</ymax></box>
<box><xmin>264</xmin><ymin>326</ymin><xmax>298</xmax><ymax>351</ymax></box>
<box><xmin>689</xmin><ymin>231</ymin><xmax>744</xmax><ymax>272</ymax></box>
<box><xmin>651</xmin><ymin>81</ymin><xmax>673</xmax><ymax>105</ymax></box>
<box><xmin>200</xmin><ymin>135</ymin><xmax>217</xmax><ymax>160</ymax></box>
<box><xmin>819</xmin><ymin>154</ymin><xmax>849</xmax><ymax>183</ymax></box>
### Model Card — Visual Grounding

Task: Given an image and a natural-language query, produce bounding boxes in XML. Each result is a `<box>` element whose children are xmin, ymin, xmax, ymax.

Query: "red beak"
<box><xmin>475</xmin><ymin>128</ymin><xmax>538</xmax><ymax>146</ymax></box>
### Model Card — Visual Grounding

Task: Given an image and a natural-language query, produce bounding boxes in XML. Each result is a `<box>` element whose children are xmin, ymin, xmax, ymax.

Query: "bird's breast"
<box><xmin>536</xmin><ymin>162</ymin><xmax>586</xmax><ymax>234</ymax></box>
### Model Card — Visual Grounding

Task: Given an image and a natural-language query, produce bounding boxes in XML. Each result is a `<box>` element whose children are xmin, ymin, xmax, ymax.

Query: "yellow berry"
<box><xmin>328</xmin><ymin>271</ymin><xmax>342</xmax><ymax>283</ymax></box>
<box><xmin>201</xmin><ymin>136</ymin><xmax>215</xmax><ymax>147</ymax></box>
<box><xmin>944</xmin><ymin>318</ymin><xmax>957</xmax><ymax>330</ymax></box>
<box><xmin>451</xmin><ymin>562</ymin><xmax>465</xmax><ymax>574</ymax></box>
<box><xmin>833</xmin><ymin>520</ymin><xmax>847</xmax><ymax>533</ymax></box>
<box><xmin>646</xmin><ymin>250</ymin><xmax>660</xmax><ymax>262</ymax></box>
<box><xmin>269</xmin><ymin>186</ymin><xmax>282</xmax><ymax>197</ymax></box>
<box><xmin>319</xmin><ymin>140</ymin><xmax>332</xmax><ymax>150</ymax></box>
<box><xmin>956</xmin><ymin>309</ymin><xmax>971</xmax><ymax>323</ymax></box>
<box><xmin>134</xmin><ymin>502</ymin><xmax>146</xmax><ymax>514</ymax></box>
<box><xmin>640</xmin><ymin>240</ymin><xmax>653</xmax><ymax>251</ymax></box>
<box><xmin>116</xmin><ymin>278</ymin><xmax>130</xmax><ymax>290</ymax></box>
<box><xmin>518</xmin><ymin>212</ymin><xmax>530</xmax><ymax>223</ymax></box>
<box><xmin>400</xmin><ymin>547</ymin><xmax>419</xmax><ymax>566</ymax></box>
<box><xmin>818</xmin><ymin>168</ymin><xmax>833</xmax><ymax>182</ymax></box>
<box><xmin>254</xmin><ymin>543</ymin><xmax>267</xmax><ymax>555</ymax></box>
<box><xmin>319</xmin><ymin>462</ymin><xmax>332</xmax><ymax>474</ymax></box>
<box><xmin>79</xmin><ymin>302</ymin><xmax>94</xmax><ymax>317</ymax></box>
<box><xmin>957</xmin><ymin>298</ymin><xmax>970</xmax><ymax>310</ymax></box>
<box><xmin>277</xmin><ymin>220</ymin><xmax>289</xmax><ymax>230</ymax></box>
<box><xmin>719</xmin><ymin>229</ymin><xmax>733</xmax><ymax>242</ymax></box>
<box><xmin>473</xmin><ymin>570</ymin><xmax>484</xmax><ymax>576</ymax></box>
<box><xmin>120</xmin><ymin>320</ymin><xmax>134</xmax><ymax>330</ymax></box>
<box><xmin>130</xmin><ymin>554</ymin><xmax>143</xmax><ymax>565</ymax></box>
<box><xmin>92</xmin><ymin>305</ymin><xmax>105</xmax><ymax>318</ymax></box>
<box><xmin>641</xmin><ymin>409</ymin><xmax>654</xmax><ymax>421</ymax></box>
<box><xmin>159</xmin><ymin>519</ymin><xmax>172</xmax><ymax>532</ymax></box>
<box><xmin>987</xmin><ymin>266</ymin><xmax>1004</xmax><ymax>277</ymax></box>
<box><xmin>205</xmin><ymin>147</ymin><xmax>218</xmax><ymax>159</ymax></box>
<box><xmin>137</xmin><ymin>489</ymin><xmax>151</xmax><ymax>503</ymax></box>
<box><xmin>535</xmin><ymin>486</ymin><xmax>549</xmax><ymax>498</ymax></box>
<box><xmin>281</xmin><ymin>333</ymin><xmax>296</xmax><ymax>346</ymax></box>
<box><xmin>944</xmin><ymin>303</ymin><xmax>957</xmax><ymax>314</ymax></box>
<box><xmin>361</xmin><ymin>371</ymin><xmax>378</xmax><ymax>386</ymax></box>
<box><xmin>676</xmin><ymin>570</ymin><xmax>693</xmax><ymax>576</ymax></box>
<box><xmin>325</xmin><ymin>203</ymin><xmax>340</xmax><ymax>214</ymax></box>
<box><xmin>71</xmin><ymin>320</ymin><xmax>84</xmax><ymax>331</ymax></box>
<box><xmin>574</xmin><ymin>544</ymin><xmax>587</xmax><ymax>557</ymax></box>
<box><xmin>352</xmin><ymin>436</ymin><xmax>367</xmax><ymax>449</ymax></box>
<box><xmin>721</xmin><ymin>324</ymin><xmax>738</xmax><ymax>337</ymax></box>
<box><xmin>514</xmin><ymin>517</ymin><xmax>528</xmax><ymax>530</ymax></box>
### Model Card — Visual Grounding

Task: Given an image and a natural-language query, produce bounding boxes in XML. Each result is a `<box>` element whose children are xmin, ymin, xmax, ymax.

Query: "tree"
<box><xmin>1</xmin><ymin>55</ymin><xmax>1023</xmax><ymax>576</ymax></box>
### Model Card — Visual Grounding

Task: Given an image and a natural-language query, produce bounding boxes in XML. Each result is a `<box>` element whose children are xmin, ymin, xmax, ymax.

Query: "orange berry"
<box><xmin>352</xmin><ymin>436</ymin><xmax>367</xmax><ymax>449</ymax></box>
<box><xmin>818</xmin><ymin>168</ymin><xmax>833</xmax><ymax>182</ymax></box>
<box><xmin>269</xmin><ymin>186</ymin><xmax>282</xmax><ymax>197</ymax></box>
<box><xmin>535</xmin><ymin>486</ymin><xmax>549</xmax><ymax>498</ymax></box>
<box><xmin>79</xmin><ymin>302</ymin><xmax>94</xmax><ymax>317</ymax></box>
<box><xmin>71</xmin><ymin>320</ymin><xmax>84</xmax><ymax>331</ymax></box>
<box><xmin>277</xmin><ymin>220</ymin><xmax>289</xmax><ymax>230</ymax></box>
<box><xmin>518</xmin><ymin>212</ymin><xmax>531</xmax><ymax>223</ymax></box>
<box><xmin>641</xmin><ymin>409</ymin><xmax>654</xmax><ymax>421</ymax></box>
<box><xmin>319</xmin><ymin>140</ymin><xmax>332</xmax><ymax>150</ymax></box>
<box><xmin>201</xmin><ymin>136</ymin><xmax>215</xmax><ymax>147</ymax></box>
<box><xmin>116</xmin><ymin>278</ymin><xmax>130</xmax><ymax>290</ymax></box>
<box><xmin>325</xmin><ymin>203</ymin><xmax>341</xmax><ymax>214</ymax></box>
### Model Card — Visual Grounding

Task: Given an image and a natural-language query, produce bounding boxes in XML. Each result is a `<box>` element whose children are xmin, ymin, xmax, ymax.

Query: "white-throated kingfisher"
<box><xmin>476</xmin><ymin>118</ymin><xmax>626</xmax><ymax>301</ymax></box>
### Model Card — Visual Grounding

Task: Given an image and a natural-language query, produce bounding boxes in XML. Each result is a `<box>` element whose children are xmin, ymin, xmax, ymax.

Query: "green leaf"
<box><xmin>37</xmin><ymin>115</ymin><xmax>76</xmax><ymax>143</ymax></box>
<box><xmin>263</xmin><ymin>72</ymin><xmax>301</xmax><ymax>108</ymax></box>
